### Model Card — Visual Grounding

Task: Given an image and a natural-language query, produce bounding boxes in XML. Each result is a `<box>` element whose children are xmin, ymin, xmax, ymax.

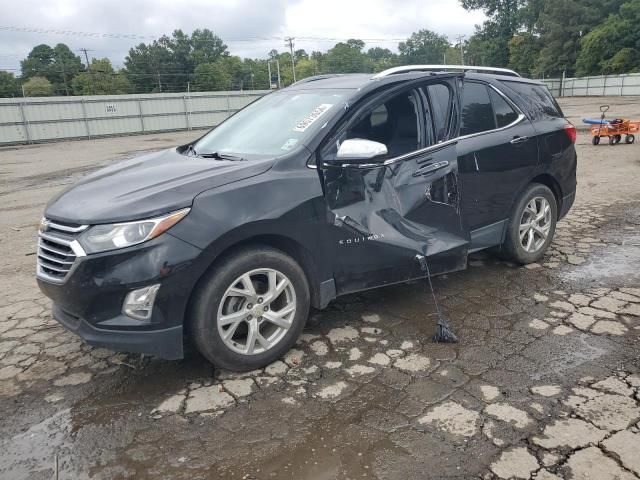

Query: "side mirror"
<box><xmin>336</xmin><ymin>139</ymin><xmax>388</xmax><ymax>162</ymax></box>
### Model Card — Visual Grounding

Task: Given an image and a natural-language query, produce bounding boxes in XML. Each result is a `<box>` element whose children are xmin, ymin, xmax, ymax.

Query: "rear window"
<box><xmin>502</xmin><ymin>81</ymin><xmax>563</xmax><ymax>118</ymax></box>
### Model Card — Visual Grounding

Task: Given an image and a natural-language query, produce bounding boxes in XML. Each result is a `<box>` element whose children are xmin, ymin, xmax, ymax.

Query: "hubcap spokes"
<box><xmin>217</xmin><ymin>268</ymin><xmax>296</xmax><ymax>355</ymax></box>
<box><xmin>519</xmin><ymin>196</ymin><xmax>551</xmax><ymax>253</ymax></box>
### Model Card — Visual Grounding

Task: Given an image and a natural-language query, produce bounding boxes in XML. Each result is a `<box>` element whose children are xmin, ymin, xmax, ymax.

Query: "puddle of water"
<box><xmin>561</xmin><ymin>238</ymin><xmax>640</xmax><ymax>285</ymax></box>
<box><xmin>0</xmin><ymin>408</ymin><xmax>89</xmax><ymax>480</ymax></box>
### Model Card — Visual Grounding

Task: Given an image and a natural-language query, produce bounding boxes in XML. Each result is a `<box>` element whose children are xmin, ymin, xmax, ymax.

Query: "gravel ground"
<box><xmin>0</xmin><ymin>97</ymin><xmax>639</xmax><ymax>480</ymax></box>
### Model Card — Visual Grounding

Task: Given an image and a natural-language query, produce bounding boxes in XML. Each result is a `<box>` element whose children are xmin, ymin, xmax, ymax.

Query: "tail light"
<box><xmin>564</xmin><ymin>124</ymin><xmax>577</xmax><ymax>144</ymax></box>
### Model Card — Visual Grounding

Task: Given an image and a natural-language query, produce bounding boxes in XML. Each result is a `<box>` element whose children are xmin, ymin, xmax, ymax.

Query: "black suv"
<box><xmin>37</xmin><ymin>66</ymin><xmax>577</xmax><ymax>370</ymax></box>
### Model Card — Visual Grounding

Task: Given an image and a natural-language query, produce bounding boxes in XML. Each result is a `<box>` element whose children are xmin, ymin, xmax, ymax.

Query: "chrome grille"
<box><xmin>37</xmin><ymin>219</ymin><xmax>88</xmax><ymax>283</ymax></box>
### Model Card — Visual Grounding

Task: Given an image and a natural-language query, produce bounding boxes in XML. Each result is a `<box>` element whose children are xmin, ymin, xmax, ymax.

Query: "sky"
<box><xmin>0</xmin><ymin>0</ymin><xmax>485</xmax><ymax>73</ymax></box>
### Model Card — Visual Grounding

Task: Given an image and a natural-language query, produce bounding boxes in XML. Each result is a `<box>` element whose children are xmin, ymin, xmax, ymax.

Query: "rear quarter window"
<box><xmin>460</xmin><ymin>82</ymin><xmax>495</xmax><ymax>136</ymax></box>
<box><xmin>502</xmin><ymin>81</ymin><xmax>564</xmax><ymax>119</ymax></box>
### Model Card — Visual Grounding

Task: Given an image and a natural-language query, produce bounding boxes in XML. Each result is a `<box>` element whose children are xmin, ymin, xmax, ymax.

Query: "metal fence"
<box><xmin>0</xmin><ymin>90</ymin><xmax>269</xmax><ymax>145</ymax></box>
<box><xmin>542</xmin><ymin>73</ymin><xmax>640</xmax><ymax>97</ymax></box>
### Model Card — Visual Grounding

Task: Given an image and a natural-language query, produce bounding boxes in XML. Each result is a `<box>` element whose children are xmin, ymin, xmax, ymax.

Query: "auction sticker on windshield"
<box><xmin>294</xmin><ymin>104</ymin><xmax>333</xmax><ymax>132</ymax></box>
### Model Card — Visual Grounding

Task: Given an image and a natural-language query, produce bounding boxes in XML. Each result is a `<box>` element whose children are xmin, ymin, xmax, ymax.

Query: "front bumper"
<box><xmin>37</xmin><ymin>232</ymin><xmax>203</xmax><ymax>360</ymax></box>
<box><xmin>52</xmin><ymin>304</ymin><xmax>184</xmax><ymax>359</ymax></box>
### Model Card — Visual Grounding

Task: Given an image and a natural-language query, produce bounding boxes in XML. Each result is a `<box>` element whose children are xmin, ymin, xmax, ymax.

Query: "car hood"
<box><xmin>45</xmin><ymin>148</ymin><xmax>275</xmax><ymax>224</ymax></box>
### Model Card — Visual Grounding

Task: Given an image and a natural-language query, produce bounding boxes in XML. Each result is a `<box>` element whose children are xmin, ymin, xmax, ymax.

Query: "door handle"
<box><xmin>510</xmin><ymin>135</ymin><xmax>529</xmax><ymax>145</ymax></box>
<box><xmin>413</xmin><ymin>160</ymin><xmax>449</xmax><ymax>177</ymax></box>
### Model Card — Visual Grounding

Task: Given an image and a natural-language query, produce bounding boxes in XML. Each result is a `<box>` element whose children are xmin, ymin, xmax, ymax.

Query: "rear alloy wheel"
<box><xmin>519</xmin><ymin>197</ymin><xmax>552</xmax><ymax>254</ymax></box>
<box><xmin>501</xmin><ymin>183</ymin><xmax>557</xmax><ymax>264</ymax></box>
<box><xmin>190</xmin><ymin>247</ymin><xmax>309</xmax><ymax>371</ymax></box>
<box><xmin>626</xmin><ymin>134</ymin><xmax>635</xmax><ymax>144</ymax></box>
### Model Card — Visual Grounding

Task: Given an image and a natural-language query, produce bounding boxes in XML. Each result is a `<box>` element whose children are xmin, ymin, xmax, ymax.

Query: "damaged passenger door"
<box><xmin>319</xmin><ymin>76</ymin><xmax>470</xmax><ymax>295</ymax></box>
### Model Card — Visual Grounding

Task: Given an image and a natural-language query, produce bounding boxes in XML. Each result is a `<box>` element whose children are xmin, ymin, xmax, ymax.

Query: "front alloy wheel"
<box><xmin>190</xmin><ymin>246</ymin><xmax>310</xmax><ymax>371</ymax></box>
<box><xmin>217</xmin><ymin>268</ymin><xmax>296</xmax><ymax>355</ymax></box>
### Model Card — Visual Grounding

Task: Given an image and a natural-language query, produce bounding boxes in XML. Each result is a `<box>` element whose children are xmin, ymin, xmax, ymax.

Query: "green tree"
<box><xmin>445</xmin><ymin>45</ymin><xmax>463</xmax><ymax>65</ymax></box>
<box><xmin>0</xmin><ymin>71</ymin><xmax>21</xmax><ymax>97</ymax></box>
<box><xmin>508</xmin><ymin>33</ymin><xmax>540</xmax><ymax>77</ymax></box>
<box><xmin>366</xmin><ymin>47</ymin><xmax>398</xmax><ymax>71</ymax></box>
<box><xmin>193</xmin><ymin>62</ymin><xmax>231</xmax><ymax>91</ymax></box>
<box><xmin>125</xmin><ymin>29</ymin><xmax>228</xmax><ymax>93</ymax></box>
<box><xmin>601</xmin><ymin>48</ymin><xmax>640</xmax><ymax>74</ymax></box>
<box><xmin>50</xmin><ymin>44</ymin><xmax>84</xmax><ymax>95</ymax></box>
<box><xmin>324</xmin><ymin>39</ymin><xmax>370</xmax><ymax>73</ymax></box>
<box><xmin>21</xmin><ymin>44</ymin><xmax>55</xmax><ymax>80</ymax></box>
<box><xmin>188</xmin><ymin>29</ymin><xmax>228</xmax><ymax>66</ymax></box>
<box><xmin>399</xmin><ymin>30</ymin><xmax>450</xmax><ymax>64</ymax></box>
<box><xmin>21</xmin><ymin>43</ymin><xmax>83</xmax><ymax>95</ymax></box>
<box><xmin>22</xmin><ymin>76</ymin><xmax>53</xmax><ymax>96</ymax></box>
<box><xmin>461</xmin><ymin>0</ymin><xmax>524</xmax><ymax>67</ymax></box>
<box><xmin>72</xmin><ymin>58</ymin><xmax>132</xmax><ymax>95</ymax></box>
<box><xmin>534</xmin><ymin>0</ymin><xmax>619</xmax><ymax>77</ymax></box>
<box><xmin>295</xmin><ymin>58</ymin><xmax>318</xmax><ymax>80</ymax></box>
<box><xmin>575</xmin><ymin>0</ymin><xmax>640</xmax><ymax>75</ymax></box>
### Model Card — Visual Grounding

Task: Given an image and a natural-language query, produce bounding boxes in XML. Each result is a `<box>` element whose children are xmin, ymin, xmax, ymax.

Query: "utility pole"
<box><xmin>58</xmin><ymin>60</ymin><xmax>69</xmax><ymax>96</ymax></box>
<box><xmin>455</xmin><ymin>35</ymin><xmax>465</xmax><ymax>65</ymax></box>
<box><xmin>268</xmin><ymin>61</ymin><xmax>272</xmax><ymax>89</ymax></box>
<box><xmin>78</xmin><ymin>48</ymin><xmax>94</xmax><ymax>94</ymax></box>
<box><xmin>276</xmin><ymin>59</ymin><xmax>282</xmax><ymax>89</ymax></box>
<box><xmin>157</xmin><ymin>71</ymin><xmax>162</xmax><ymax>92</ymax></box>
<box><xmin>285</xmin><ymin>37</ymin><xmax>296</xmax><ymax>83</ymax></box>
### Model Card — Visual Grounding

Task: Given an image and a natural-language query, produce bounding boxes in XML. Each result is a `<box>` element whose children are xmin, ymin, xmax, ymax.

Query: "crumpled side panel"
<box><xmin>322</xmin><ymin>147</ymin><xmax>469</xmax><ymax>294</ymax></box>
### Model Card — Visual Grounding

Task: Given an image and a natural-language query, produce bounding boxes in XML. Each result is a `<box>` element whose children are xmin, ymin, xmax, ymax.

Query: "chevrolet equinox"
<box><xmin>36</xmin><ymin>65</ymin><xmax>577</xmax><ymax>371</ymax></box>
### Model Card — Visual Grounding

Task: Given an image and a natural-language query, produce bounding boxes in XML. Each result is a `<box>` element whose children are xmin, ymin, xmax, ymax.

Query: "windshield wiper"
<box><xmin>196</xmin><ymin>151</ymin><xmax>246</xmax><ymax>161</ymax></box>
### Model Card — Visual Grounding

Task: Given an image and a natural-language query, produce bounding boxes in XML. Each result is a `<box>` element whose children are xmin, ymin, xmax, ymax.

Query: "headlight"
<box><xmin>79</xmin><ymin>208</ymin><xmax>190</xmax><ymax>254</ymax></box>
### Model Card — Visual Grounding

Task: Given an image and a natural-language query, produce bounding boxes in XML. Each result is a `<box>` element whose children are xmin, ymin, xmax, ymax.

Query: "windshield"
<box><xmin>193</xmin><ymin>89</ymin><xmax>350</xmax><ymax>157</ymax></box>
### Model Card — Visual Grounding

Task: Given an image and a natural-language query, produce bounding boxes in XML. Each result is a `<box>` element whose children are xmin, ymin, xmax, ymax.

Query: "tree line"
<box><xmin>0</xmin><ymin>0</ymin><xmax>638</xmax><ymax>97</ymax></box>
<box><xmin>0</xmin><ymin>29</ymin><xmax>463</xmax><ymax>97</ymax></box>
<box><xmin>464</xmin><ymin>0</ymin><xmax>640</xmax><ymax>77</ymax></box>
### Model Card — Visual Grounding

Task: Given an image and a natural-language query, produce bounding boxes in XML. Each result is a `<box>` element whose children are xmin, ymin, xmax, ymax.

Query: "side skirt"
<box><xmin>469</xmin><ymin>219</ymin><xmax>508</xmax><ymax>253</ymax></box>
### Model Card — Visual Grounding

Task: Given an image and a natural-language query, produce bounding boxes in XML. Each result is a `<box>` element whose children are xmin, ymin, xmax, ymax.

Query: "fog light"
<box><xmin>123</xmin><ymin>284</ymin><xmax>160</xmax><ymax>321</ymax></box>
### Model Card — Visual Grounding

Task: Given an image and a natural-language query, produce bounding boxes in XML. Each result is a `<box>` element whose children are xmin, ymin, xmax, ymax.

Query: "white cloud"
<box><xmin>0</xmin><ymin>0</ymin><xmax>485</xmax><ymax>72</ymax></box>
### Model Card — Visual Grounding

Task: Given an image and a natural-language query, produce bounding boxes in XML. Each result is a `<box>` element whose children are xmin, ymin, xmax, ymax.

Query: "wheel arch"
<box><xmin>184</xmin><ymin>233</ymin><xmax>325</xmax><ymax>332</ymax></box>
<box><xmin>527</xmin><ymin>174</ymin><xmax>563</xmax><ymax>218</ymax></box>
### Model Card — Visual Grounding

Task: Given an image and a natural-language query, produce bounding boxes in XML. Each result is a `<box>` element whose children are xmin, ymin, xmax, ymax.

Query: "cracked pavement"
<box><xmin>1</xmin><ymin>98</ymin><xmax>639</xmax><ymax>480</ymax></box>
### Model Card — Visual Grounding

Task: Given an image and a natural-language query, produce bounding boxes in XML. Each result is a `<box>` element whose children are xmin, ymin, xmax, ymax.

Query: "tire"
<box><xmin>189</xmin><ymin>246</ymin><xmax>310</xmax><ymax>371</ymax></box>
<box><xmin>501</xmin><ymin>184</ymin><xmax>558</xmax><ymax>264</ymax></box>
<box><xmin>626</xmin><ymin>134</ymin><xmax>635</xmax><ymax>144</ymax></box>
<box><xmin>609</xmin><ymin>135</ymin><xmax>615</xmax><ymax>145</ymax></box>
<box><xmin>614</xmin><ymin>134</ymin><xmax>622</xmax><ymax>144</ymax></box>
<box><xmin>592</xmin><ymin>136</ymin><xmax>600</xmax><ymax>145</ymax></box>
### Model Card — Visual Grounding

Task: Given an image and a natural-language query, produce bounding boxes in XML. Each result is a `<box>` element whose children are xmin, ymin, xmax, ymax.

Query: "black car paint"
<box><xmin>37</xmin><ymin>71</ymin><xmax>577</xmax><ymax>359</ymax></box>
<box><xmin>45</xmin><ymin>148</ymin><xmax>276</xmax><ymax>225</ymax></box>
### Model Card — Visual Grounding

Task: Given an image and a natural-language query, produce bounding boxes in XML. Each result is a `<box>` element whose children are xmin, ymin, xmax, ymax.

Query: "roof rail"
<box><xmin>372</xmin><ymin>65</ymin><xmax>520</xmax><ymax>79</ymax></box>
<box><xmin>291</xmin><ymin>74</ymin><xmax>348</xmax><ymax>86</ymax></box>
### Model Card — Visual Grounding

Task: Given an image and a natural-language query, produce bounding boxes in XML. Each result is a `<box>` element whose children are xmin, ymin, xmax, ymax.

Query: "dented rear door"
<box><xmin>320</xmin><ymin>76</ymin><xmax>469</xmax><ymax>295</ymax></box>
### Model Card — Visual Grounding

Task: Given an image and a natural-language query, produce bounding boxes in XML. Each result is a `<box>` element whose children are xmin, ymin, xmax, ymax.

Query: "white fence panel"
<box><xmin>542</xmin><ymin>73</ymin><xmax>640</xmax><ymax>97</ymax></box>
<box><xmin>0</xmin><ymin>90</ymin><xmax>268</xmax><ymax>145</ymax></box>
